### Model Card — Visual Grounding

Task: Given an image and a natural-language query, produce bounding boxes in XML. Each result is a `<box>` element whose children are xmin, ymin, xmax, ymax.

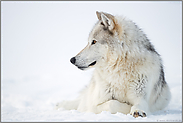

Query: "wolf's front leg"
<box><xmin>128</xmin><ymin>75</ymin><xmax>150</xmax><ymax>118</ymax></box>
<box><xmin>55</xmin><ymin>98</ymin><xmax>80</xmax><ymax>110</ymax></box>
<box><xmin>129</xmin><ymin>99</ymin><xmax>149</xmax><ymax>118</ymax></box>
<box><xmin>96</xmin><ymin>100</ymin><xmax>131</xmax><ymax>114</ymax></box>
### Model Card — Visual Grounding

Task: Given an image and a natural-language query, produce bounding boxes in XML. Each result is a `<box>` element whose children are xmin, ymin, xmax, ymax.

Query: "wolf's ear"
<box><xmin>96</xmin><ymin>11</ymin><xmax>115</xmax><ymax>31</ymax></box>
<box><xmin>96</xmin><ymin>11</ymin><xmax>102</xmax><ymax>20</ymax></box>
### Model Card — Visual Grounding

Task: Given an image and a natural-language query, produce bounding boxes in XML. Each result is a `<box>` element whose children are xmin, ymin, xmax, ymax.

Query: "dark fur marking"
<box><xmin>112</xmin><ymin>95</ymin><xmax>115</xmax><ymax>99</ymax></box>
<box><xmin>156</xmin><ymin>65</ymin><xmax>166</xmax><ymax>89</ymax></box>
<box><xmin>134</xmin><ymin>75</ymin><xmax>147</xmax><ymax>98</ymax></box>
<box><xmin>125</xmin><ymin>101</ymin><xmax>132</xmax><ymax>106</ymax></box>
<box><xmin>146</xmin><ymin>44</ymin><xmax>157</xmax><ymax>53</ymax></box>
<box><xmin>160</xmin><ymin>65</ymin><xmax>166</xmax><ymax>91</ymax></box>
<box><xmin>144</xmin><ymin>39</ymin><xmax>159</xmax><ymax>55</ymax></box>
<box><xmin>103</xmin><ymin>27</ymin><xmax>108</xmax><ymax>30</ymax></box>
<box><xmin>101</xmin><ymin>22</ymin><xmax>105</xmax><ymax>26</ymax></box>
<box><xmin>102</xmin><ymin>27</ymin><xmax>114</xmax><ymax>35</ymax></box>
<box><xmin>133</xmin><ymin>21</ymin><xmax>158</xmax><ymax>55</ymax></box>
<box><xmin>153</xmin><ymin>65</ymin><xmax>167</xmax><ymax>103</ymax></box>
<box><xmin>106</xmin><ymin>87</ymin><xmax>116</xmax><ymax>100</ymax></box>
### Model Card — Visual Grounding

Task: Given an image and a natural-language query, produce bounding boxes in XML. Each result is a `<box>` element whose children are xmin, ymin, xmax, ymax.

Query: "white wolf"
<box><xmin>56</xmin><ymin>11</ymin><xmax>171</xmax><ymax>118</ymax></box>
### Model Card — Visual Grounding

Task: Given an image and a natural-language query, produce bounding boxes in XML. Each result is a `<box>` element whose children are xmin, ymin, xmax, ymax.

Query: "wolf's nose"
<box><xmin>70</xmin><ymin>57</ymin><xmax>76</xmax><ymax>64</ymax></box>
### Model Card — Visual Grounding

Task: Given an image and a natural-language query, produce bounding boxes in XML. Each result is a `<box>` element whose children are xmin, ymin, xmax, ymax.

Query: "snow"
<box><xmin>1</xmin><ymin>1</ymin><xmax>182</xmax><ymax>122</ymax></box>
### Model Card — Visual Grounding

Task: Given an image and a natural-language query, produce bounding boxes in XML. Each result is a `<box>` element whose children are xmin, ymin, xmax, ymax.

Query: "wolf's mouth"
<box><xmin>77</xmin><ymin>66</ymin><xmax>87</xmax><ymax>70</ymax></box>
<box><xmin>88</xmin><ymin>61</ymin><xmax>97</xmax><ymax>67</ymax></box>
<box><xmin>77</xmin><ymin>61</ymin><xmax>97</xmax><ymax>70</ymax></box>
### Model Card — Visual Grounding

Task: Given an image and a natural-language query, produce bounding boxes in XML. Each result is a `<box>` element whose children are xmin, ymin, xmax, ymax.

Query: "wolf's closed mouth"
<box><xmin>78</xmin><ymin>66</ymin><xmax>87</xmax><ymax>70</ymax></box>
<box><xmin>88</xmin><ymin>61</ymin><xmax>96</xmax><ymax>67</ymax></box>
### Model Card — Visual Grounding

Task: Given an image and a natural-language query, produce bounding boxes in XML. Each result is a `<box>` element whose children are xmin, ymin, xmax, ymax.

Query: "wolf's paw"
<box><xmin>130</xmin><ymin>110</ymin><xmax>146</xmax><ymax>118</ymax></box>
<box><xmin>55</xmin><ymin>102</ymin><xmax>60</xmax><ymax>110</ymax></box>
<box><xmin>55</xmin><ymin>102</ymin><xmax>65</xmax><ymax>110</ymax></box>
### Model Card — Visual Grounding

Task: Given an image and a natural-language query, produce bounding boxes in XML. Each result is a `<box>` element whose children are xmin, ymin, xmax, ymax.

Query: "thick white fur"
<box><xmin>56</xmin><ymin>12</ymin><xmax>171</xmax><ymax>117</ymax></box>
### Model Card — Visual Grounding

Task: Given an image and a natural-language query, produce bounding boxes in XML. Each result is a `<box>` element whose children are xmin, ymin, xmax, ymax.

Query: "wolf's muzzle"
<box><xmin>88</xmin><ymin>61</ymin><xmax>96</xmax><ymax>67</ymax></box>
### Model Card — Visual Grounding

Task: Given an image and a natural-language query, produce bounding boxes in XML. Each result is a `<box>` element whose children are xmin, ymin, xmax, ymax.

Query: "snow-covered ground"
<box><xmin>1</xmin><ymin>1</ymin><xmax>182</xmax><ymax>122</ymax></box>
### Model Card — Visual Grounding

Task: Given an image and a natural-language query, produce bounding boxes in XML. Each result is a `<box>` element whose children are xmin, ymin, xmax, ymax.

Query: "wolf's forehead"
<box><xmin>89</xmin><ymin>21</ymin><xmax>111</xmax><ymax>40</ymax></box>
<box><xmin>89</xmin><ymin>21</ymin><xmax>102</xmax><ymax>37</ymax></box>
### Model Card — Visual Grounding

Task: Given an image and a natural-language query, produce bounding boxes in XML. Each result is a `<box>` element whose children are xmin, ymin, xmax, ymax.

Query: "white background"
<box><xmin>1</xmin><ymin>1</ymin><xmax>182</xmax><ymax>121</ymax></box>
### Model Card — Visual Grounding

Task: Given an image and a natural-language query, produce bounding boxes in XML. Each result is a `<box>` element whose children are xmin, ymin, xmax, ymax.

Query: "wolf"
<box><xmin>56</xmin><ymin>11</ymin><xmax>171</xmax><ymax>118</ymax></box>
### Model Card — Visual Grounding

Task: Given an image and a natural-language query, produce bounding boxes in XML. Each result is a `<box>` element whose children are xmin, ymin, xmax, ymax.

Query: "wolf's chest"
<box><xmin>93</xmin><ymin>69</ymin><xmax>131</xmax><ymax>104</ymax></box>
<box><xmin>105</xmin><ymin>82</ymin><xmax>129</xmax><ymax>102</ymax></box>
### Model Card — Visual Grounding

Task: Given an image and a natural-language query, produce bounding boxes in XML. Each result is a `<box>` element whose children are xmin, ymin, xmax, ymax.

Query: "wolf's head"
<box><xmin>70</xmin><ymin>11</ymin><xmax>123</xmax><ymax>70</ymax></box>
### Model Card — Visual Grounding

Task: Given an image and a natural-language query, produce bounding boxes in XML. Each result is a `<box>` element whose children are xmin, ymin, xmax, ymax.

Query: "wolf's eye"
<box><xmin>91</xmin><ymin>40</ymin><xmax>97</xmax><ymax>45</ymax></box>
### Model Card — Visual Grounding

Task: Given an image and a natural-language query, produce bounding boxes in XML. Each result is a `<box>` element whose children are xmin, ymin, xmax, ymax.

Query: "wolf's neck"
<box><xmin>95</xmin><ymin>56</ymin><xmax>130</xmax><ymax>84</ymax></box>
